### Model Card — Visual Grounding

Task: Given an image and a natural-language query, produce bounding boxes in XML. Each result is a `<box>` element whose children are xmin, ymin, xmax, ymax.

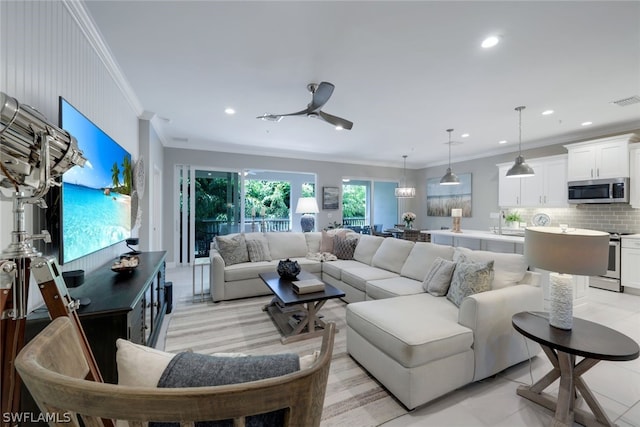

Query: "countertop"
<box><xmin>425</xmin><ymin>229</ymin><xmax>525</xmax><ymax>244</ymax></box>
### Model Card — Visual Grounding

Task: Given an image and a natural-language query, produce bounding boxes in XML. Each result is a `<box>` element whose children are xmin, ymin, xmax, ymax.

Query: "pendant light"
<box><xmin>440</xmin><ymin>128</ymin><xmax>460</xmax><ymax>185</ymax></box>
<box><xmin>506</xmin><ymin>106</ymin><xmax>535</xmax><ymax>178</ymax></box>
<box><xmin>395</xmin><ymin>155</ymin><xmax>416</xmax><ymax>198</ymax></box>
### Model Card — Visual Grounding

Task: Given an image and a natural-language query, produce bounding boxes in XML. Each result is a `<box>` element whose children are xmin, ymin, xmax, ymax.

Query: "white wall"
<box><xmin>1</xmin><ymin>0</ymin><xmax>142</xmax><ymax>311</ymax></box>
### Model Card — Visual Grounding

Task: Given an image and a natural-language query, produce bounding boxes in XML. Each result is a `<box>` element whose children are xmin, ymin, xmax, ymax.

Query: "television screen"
<box><xmin>59</xmin><ymin>97</ymin><xmax>132</xmax><ymax>264</ymax></box>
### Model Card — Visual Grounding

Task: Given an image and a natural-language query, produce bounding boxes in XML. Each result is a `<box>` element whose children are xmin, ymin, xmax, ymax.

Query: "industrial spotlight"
<box><xmin>0</xmin><ymin>92</ymin><xmax>102</xmax><ymax>421</ymax></box>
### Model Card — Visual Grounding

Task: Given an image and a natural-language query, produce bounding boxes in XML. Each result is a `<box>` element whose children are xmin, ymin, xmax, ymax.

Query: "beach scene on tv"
<box><xmin>61</xmin><ymin>100</ymin><xmax>131</xmax><ymax>264</ymax></box>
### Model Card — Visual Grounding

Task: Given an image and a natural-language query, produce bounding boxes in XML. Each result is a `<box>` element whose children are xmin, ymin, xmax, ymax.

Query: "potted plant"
<box><xmin>504</xmin><ymin>211</ymin><xmax>522</xmax><ymax>227</ymax></box>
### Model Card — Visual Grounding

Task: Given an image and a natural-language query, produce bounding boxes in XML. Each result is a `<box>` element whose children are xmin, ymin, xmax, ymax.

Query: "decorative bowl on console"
<box><xmin>277</xmin><ymin>258</ymin><xmax>301</xmax><ymax>279</ymax></box>
<box><xmin>111</xmin><ymin>255</ymin><xmax>139</xmax><ymax>274</ymax></box>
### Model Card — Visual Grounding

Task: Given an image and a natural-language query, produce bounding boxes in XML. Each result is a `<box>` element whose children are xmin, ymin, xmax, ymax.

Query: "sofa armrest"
<box><xmin>518</xmin><ymin>270</ymin><xmax>541</xmax><ymax>287</ymax></box>
<box><xmin>458</xmin><ymin>284</ymin><xmax>543</xmax><ymax>380</ymax></box>
<box><xmin>209</xmin><ymin>249</ymin><xmax>226</xmax><ymax>302</ymax></box>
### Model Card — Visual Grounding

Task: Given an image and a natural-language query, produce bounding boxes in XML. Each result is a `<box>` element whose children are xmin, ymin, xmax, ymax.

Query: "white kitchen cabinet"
<box><xmin>565</xmin><ymin>135</ymin><xmax>634</xmax><ymax>181</ymax></box>
<box><xmin>520</xmin><ymin>155</ymin><xmax>568</xmax><ymax>207</ymax></box>
<box><xmin>621</xmin><ymin>236</ymin><xmax>640</xmax><ymax>289</ymax></box>
<box><xmin>630</xmin><ymin>144</ymin><xmax>640</xmax><ymax>208</ymax></box>
<box><xmin>497</xmin><ymin>164</ymin><xmax>521</xmax><ymax>207</ymax></box>
<box><xmin>497</xmin><ymin>155</ymin><xmax>567</xmax><ymax>208</ymax></box>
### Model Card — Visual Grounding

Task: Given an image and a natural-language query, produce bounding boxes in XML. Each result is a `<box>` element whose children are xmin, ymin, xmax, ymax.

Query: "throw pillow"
<box><xmin>333</xmin><ymin>234</ymin><xmax>358</xmax><ymax>260</ymax></box>
<box><xmin>446</xmin><ymin>260</ymin><xmax>494</xmax><ymax>307</ymax></box>
<box><xmin>422</xmin><ymin>257</ymin><xmax>457</xmax><ymax>296</ymax></box>
<box><xmin>320</xmin><ymin>229</ymin><xmax>348</xmax><ymax>253</ymax></box>
<box><xmin>246</xmin><ymin>239</ymin><xmax>272</xmax><ymax>262</ymax></box>
<box><xmin>116</xmin><ymin>338</ymin><xmax>175</xmax><ymax>387</ymax></box>
<box><xmin>215</xmin><ymin>234</ymin><xmax>249</xmax><ymax>266</ymax></box>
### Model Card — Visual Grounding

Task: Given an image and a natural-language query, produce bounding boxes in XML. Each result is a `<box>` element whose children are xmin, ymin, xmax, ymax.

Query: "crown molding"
<box><xmin>61</xmin><ymin>1</ymin><xmax>169</xmax><ymax>146</ymax></box>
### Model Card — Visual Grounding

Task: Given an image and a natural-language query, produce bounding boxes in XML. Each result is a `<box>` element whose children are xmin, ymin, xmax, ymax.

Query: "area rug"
<box><xmin>163</xmin><ymin>295</ymin><xmax>408</xmax><ymax>426</ymax></box>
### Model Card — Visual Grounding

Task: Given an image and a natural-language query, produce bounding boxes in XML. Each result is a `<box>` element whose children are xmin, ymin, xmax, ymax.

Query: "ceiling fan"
<box><xmin>257</xmin><ymin>81</ymin><xmax>353</xmax><ymax>130</ymax></box>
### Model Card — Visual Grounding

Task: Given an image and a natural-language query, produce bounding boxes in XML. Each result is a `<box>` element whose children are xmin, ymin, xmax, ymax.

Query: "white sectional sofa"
<box><xmin>209</xmin><ymin>231</ymin><xmax>543</xmax><ymax>410</ymax></box>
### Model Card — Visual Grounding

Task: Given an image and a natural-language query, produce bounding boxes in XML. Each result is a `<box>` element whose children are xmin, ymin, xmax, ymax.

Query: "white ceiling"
<box><xmin>84</xmin><ymin>1</ymin><xmax>640</xmax><ymax>169</ymax></box>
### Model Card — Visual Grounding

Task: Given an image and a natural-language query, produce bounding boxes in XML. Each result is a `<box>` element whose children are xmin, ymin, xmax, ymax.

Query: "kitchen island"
<box><xmin>425</xmin><ymin>229</ymin><xmax>525</xmax><ymax>254</ymax></box>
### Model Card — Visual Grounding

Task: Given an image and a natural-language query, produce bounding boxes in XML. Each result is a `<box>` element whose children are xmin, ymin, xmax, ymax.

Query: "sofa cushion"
<box><xmin>446</xmin><ymin>260</ymin><xmax>494</xmax><ymax>307</ymax></box>
<box><xmin>333</xmin><ymin>234</ymin><xmax>359</xmax><ymax>260</ymax></box>
<box><xmin>305</xmin><ymin>232</ymin><xmax>322</xmax><ymax>253</ymax></box>
<box><xmin>352</xmin><ymin>235</ymin><xmax>385</xmax><ymax>265</ymax></box>
<box><xmin>321</xmin><ymin>260</ymin><xmax>364</xmax><ymax>280</ymax></box>
<box><xmin>224</xmin><ymin>261</ymin><xmax>277</xmax><ymax>281</ymax></box>
<box><xmin>453</xmin><ymin>247</ymin><xmax>527</xmax><ymax>289</ymax></box>
<box><xmin>423</xmin><ymin>257</ymin><xmax>457</xmax><ymax>296</ymax></box>
<box><xmin>265</xmin><ymin>232</ymin><xmax>308</xmax><ymax>260</ymax></box>
<box><xmin>365</xmin><ymin>277</ymin><xmax>424</xmax><ymax>300</ymax></box>
<box><xmin>371</xmin><ymin>238</ymin><xmax>415</xmax><ymax>274</ymax></box>
<box><xmin>215</xmin><ymin>234</ymin><xmax>249</xmax><ymax>266</ymax></box>
<box><xmin>401</xmin><ymin>242</ymin><xmax>455</xmax><ymax>281</ymax></box>
<box><xmin>340</xmin><ymin>266</ymin><xmax>399</xmax><ymax>292</ymax></box>
<box><xmin>246</xmin><ymin>236</ymin><xmax>272</xmax><ymax>262</ymax></box>
<box><xmin>346</xmin><ymin>294</ymin><xmax>473</xmax><ymax>368</ymax></box>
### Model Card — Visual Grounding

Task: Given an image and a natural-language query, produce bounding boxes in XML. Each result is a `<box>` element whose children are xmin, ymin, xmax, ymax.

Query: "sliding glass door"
<box><xmin>342</xmin><ymin>179</ymin><xmax>397</xmax><ymax>233</ymax></box>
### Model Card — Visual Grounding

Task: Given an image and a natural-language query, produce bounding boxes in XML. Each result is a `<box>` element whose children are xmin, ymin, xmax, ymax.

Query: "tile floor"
<box><xmin>163</xmin><ymin>265</ymin><xmax>640</xmax><ymax>427</ymax></box>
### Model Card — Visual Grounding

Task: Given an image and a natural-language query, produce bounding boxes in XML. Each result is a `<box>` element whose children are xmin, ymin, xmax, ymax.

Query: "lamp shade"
<box><xmin>524</xmin><ymin>226</ymin><xmax>609</xmax><ymax>275</ymax></box>
<box><xmin>295</xmin><ymin>197</ymin><xmax>319</xmax><ymax>214</ymax></box>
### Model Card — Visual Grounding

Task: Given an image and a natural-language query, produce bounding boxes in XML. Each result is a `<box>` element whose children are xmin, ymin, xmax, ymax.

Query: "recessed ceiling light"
<box><xmin>342</xmin><ymin>178</ymin><xmax>350</xmax><ymax>182</ymax></box>
<box><xmin>481</xmin><ymin>36</ymin><xmax>500</xmax><ymax>48</ymax></box>
<box><xmin>542</xmin><ymin>110</ymin><xmax>554</xmax><ymax>116</ymax></box>
<box><xmin>499</xmin><ymin>140</ymin><xmax>508</xmax><ymax>144</ymax></box>
<box><xmin>581</xmin><ymin>121</ymin><xmax>593</xmax><ymax>126</ymax></box>
<box><xmin>461</xmin><ymin>133</ymin><xmax>470</xmax><ymax>138</ymax></box>
<box><xmin>225</xmin><ymin>107</ymin><xmax>236</xmax><ymax>115</ymax></box>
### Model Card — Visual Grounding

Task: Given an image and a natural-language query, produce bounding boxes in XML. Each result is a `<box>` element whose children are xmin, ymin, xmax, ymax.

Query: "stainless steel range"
<box><xmin>589</xmin><ymin>232</ymin><xmax>628</xmax><ymax>292</ymax></box>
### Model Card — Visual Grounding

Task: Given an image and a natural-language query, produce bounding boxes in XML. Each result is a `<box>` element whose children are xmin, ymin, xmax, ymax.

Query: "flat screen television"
<box><xmin>56</xmin><ymin>97</ymin><xmax>132</xmax><ymax>264</ymax></box>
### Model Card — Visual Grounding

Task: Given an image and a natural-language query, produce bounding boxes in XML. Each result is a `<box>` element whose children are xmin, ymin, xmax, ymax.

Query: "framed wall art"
<box><xmin>426</xmin><ymin>173</ymin><xmax>472</xmax><ymax>217</ymax></box>
<box><xmin>322</xmin><ymin>186</ymin><xmax>339</xmax><ymax>210</ymax></box>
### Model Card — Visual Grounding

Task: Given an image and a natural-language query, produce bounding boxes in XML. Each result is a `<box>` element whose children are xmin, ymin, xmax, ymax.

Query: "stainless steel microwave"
<box><xmin>568</xmin><ymin>177</ymin><xmax>629</xmax><ymax>204</ymax></box>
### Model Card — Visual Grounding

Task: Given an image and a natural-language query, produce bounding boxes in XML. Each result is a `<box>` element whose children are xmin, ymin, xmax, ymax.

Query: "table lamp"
<box><xmin>525</xmin><ymin>226</ymin><xmax>609</xmax><ymax>330</ymax></box>
<box><xmin>295</xmin><ymin>197</ymin><xmax>319</xmax><ymax>232</ymax></box>
<box><xmin>451</xmin><ymin>208</ymin><xmax>462</xmax><ymax>233</ymax></box>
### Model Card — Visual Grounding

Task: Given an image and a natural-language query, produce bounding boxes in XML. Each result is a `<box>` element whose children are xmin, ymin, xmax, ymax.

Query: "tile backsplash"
<box><xmin>508</xmin><ymin>204</ymin><xmax>640</xmax><ymax>234</ymax></box>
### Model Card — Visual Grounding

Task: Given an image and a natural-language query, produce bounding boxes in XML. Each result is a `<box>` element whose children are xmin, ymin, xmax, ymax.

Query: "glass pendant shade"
<box><xmin>396</xmin><ymin>155</ymin><xmax>415</xmax><ymax>198</ymax></box>
<box><xmin>440</xmin><ymin>128</ymin><xmax>460</xmax><ymax>185</ymax></box>
<box><xmin>506</xmin><ymin>106</ymin><xmax>535</xmax><ymax>178</ymax></box>
<box><xmin>395</xmin><ymin>187</ymin><xmax>416</xmax><ymax>198</ymax></box>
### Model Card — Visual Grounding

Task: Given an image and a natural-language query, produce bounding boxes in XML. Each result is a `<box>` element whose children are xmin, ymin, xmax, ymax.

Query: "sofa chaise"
<box><xmin>209</xmin><ymin>231</ymin><xmax>543</xmax><ymax>410</ymax></box>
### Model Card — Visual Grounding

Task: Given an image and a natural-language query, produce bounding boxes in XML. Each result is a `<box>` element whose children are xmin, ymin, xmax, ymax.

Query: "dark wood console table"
<box><xmin>512</xmin><ymin>311</ymin><xmax>639</xmax><ymax>427</ymax></box>
<box><xmin>21</xmin><ymin>251</ymin><xmax>168</xmax><ymax>423</ymax></box>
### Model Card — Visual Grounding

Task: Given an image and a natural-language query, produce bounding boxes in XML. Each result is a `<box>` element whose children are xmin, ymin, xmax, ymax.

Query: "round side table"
<box><xmin>512</xmin><ymin>311</ymin><xmax>639</xmax><ymax>427</ymax></box>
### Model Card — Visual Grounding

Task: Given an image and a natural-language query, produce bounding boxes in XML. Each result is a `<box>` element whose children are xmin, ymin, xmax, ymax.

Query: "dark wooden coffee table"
<box><xmin>512</xmin><ymin>311</ymin><xmax>639</xmax><ymax>427</ymax></box>
<box><xmin>259</xmin><ymin>271</ymin><xmax>345</xmax><ymax>344</ymax></box>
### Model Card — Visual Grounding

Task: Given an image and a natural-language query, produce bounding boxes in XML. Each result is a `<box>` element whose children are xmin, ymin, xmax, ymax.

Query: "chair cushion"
<box><xmin>346</xmin><ymin>294</ymin><xmax>473</xmax><ymax>368</ymax></box>
<box><xmin>453</xmin><ymin>247</ymin><xmax>527</xmax><ymax>289</ymax></box>
<box><xmin>371</xmin><ymin>238</ymin><xmax>415</xmax><ymax>274</ymax></box>
<box><xmin>446</xmin><ymin>260</ymin><xmax>494</xmax><ymax>307</ymax></box>
<box><xmin>215</xmin><ymin>234</ymin><xmax>249</xmax><ymax>266</ymax></box>
<box><xmin>401</xmin><ymin>242</ymin><xmax>455</xmax><ymax>281</ymax></box>
<box><xmin>352</xmin><ymin>235</ymin><xmax>385</xmax><ymax>265</ymax></box>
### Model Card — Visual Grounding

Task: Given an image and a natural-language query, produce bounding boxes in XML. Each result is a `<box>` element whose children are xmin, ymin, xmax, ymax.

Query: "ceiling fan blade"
<box><xmin>308</xmin><ymin>82</ymin><xmax>335</xmax><ymax>111</ymax></box>
<box><xmin>318</xmin><ymin>110</ymin><xmax>353</xmax><ymax>130</ymax></box>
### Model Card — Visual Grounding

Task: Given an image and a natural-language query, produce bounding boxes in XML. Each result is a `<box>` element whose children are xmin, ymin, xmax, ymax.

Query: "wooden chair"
<box><xmin>16</xmin><ymin>316</ymin><xmax>335</xmax><ymax>427</ymax></box>
<box><xmin>402</xmin><ymin>229</ymin><xmax>421</xmax><ymax>242</ymax></box>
